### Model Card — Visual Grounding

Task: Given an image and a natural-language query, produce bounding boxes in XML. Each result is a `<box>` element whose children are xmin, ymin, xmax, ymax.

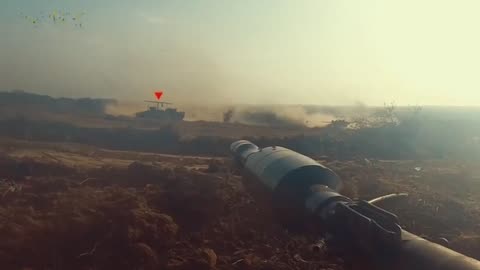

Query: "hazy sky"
<box><xmin>2</xmin><ymin>0</ymin><xmax>480</xmax><ymax>105</ymax></box>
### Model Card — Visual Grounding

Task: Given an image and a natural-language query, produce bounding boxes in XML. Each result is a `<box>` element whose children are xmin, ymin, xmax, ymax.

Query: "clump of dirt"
<box><xmin>162</xmin><ymin>172</ymin><xmax>229</xmax><ymax>231</ymax></box>
<box><xmin>0</xmin><ymin>178</ymin><xmax>178</xmax><ymax>269</ymax></box>
<box><xmin>204</xmin><ymin>159</ymin><xmax>227</xmax><ymax>174</ymax></box>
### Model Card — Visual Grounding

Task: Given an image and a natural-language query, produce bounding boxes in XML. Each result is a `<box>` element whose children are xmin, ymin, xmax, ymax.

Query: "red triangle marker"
<box><xmin>154</xmin><ymin>91</ymin><xmax>163</xmax><ymax>100</ymax></box>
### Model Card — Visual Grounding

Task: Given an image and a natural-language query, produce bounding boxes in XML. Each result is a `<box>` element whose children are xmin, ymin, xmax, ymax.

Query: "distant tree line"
<box><xmin>0</xmin><ymin>90</ymin><xmax>116</xmax><ymax>116</ymax></box>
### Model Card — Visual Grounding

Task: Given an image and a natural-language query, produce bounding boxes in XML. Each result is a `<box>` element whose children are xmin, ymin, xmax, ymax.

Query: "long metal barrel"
<box><xmin>230</xmin><ymin>140</ymin><xmax>480</xmax><ymax>270</ymax></box>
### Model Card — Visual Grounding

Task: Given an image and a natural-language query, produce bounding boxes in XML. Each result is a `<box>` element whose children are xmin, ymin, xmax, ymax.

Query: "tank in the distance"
<box><xmin>135</xmin><ymin>101</ymin><xmax>185</xmax><ymax>122</ymax></box>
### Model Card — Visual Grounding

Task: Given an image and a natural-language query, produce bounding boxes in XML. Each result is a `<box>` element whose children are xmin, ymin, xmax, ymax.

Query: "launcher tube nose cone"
<box><xmin>230</xmin><ymin>140</ymin><xmax>259</xmax><ymax>166</ymax></box>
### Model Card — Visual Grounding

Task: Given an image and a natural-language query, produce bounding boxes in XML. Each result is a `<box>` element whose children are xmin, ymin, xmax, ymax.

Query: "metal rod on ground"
<box><xmin>368</xmin><ymin>193</ymin><xmax>409</xmax><ymax>205</ymax></box>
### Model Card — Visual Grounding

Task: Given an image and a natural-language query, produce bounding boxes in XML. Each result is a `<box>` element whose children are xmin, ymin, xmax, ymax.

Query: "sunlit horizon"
<box><xmin>2</xmin><ymin>0</ymin><xmax>480</xmax><ymax>106</ymax></box>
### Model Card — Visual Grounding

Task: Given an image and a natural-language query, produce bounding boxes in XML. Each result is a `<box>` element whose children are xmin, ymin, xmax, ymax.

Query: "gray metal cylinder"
<box><xmin>231</xmin><ymin>140</ymin><xmax>343</xmax><ymax>227</ymax></box>
<box><xmin>230</xmin><ymin>140</ymin><xmax>342</xmax><ymax>191</ymax></box>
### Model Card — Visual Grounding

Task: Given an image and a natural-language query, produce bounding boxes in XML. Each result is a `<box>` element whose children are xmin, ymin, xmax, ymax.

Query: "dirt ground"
<box><xmin>0</xmin><ymin>138</ymin><xmax>480</xmax><ymax>269</ymax></box>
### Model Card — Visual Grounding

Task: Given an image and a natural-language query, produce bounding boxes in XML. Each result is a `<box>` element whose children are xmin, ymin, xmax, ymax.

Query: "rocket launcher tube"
<box><xmin>230</xmin><ymin>140</ymin><xmax>480</xmax><ymax>270</ymax></box>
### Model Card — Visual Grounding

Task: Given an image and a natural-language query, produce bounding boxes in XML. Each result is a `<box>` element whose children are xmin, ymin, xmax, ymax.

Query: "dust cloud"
<box><xmin>105</xmin><ymin>100</ymin><xmax>342</xmax><ymax>127</ymax></box>
<box><xmin>105</xmin><ymin>101</ymin><xmax>146</xmax><ymax>116</ymax></box>
<box><xmin>224</xmin><ymin>106</ymin><xmax>335</xmax><ymax>128</ymax></box>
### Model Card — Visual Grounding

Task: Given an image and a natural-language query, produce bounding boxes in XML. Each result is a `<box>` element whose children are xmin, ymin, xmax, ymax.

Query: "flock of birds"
<box><xmin>20</xmin><ymin>10</ymin><xmax>86</xmax><ymax>28</ymax></box>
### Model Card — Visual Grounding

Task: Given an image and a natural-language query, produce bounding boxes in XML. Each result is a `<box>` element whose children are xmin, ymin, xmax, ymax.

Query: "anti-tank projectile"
<box><xmin>230</xmin><ymin>140</ymin><xmax>480</xmax><ymax>270</ymax></box>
